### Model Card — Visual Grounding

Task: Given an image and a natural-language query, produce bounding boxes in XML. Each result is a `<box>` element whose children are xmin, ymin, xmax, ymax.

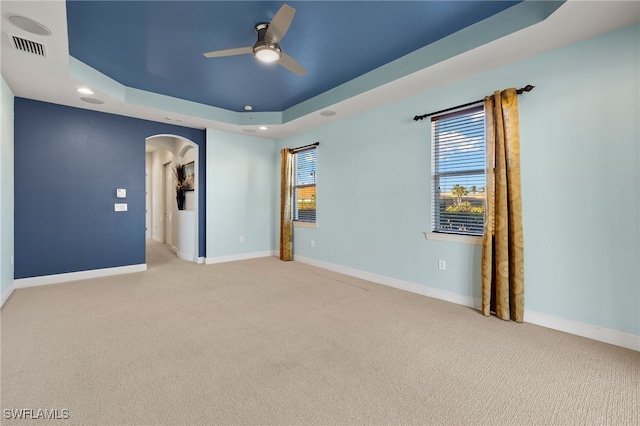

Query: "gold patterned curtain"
<box><xmin>279</xmin><ymin>149</ymin><xmax>294</xmax><ymax>261</ymax></box>
<box><xmin>481</xmin><ymin>88</ymin><xmax>525</xmax><ymax>322</ymax></box>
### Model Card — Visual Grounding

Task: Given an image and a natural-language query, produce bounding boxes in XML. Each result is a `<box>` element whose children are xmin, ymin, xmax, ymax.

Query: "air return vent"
<box><xmin>9</xmin><ymin>34</ymin><xmax>46</xmax><ymax>57</ymax></box>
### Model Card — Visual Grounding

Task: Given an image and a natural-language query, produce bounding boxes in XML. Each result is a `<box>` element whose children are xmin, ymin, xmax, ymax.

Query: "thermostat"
<box><xmin>116</xmin><ymin>189</ymin><xmax>126</xmax><ymax>198</ymax></box>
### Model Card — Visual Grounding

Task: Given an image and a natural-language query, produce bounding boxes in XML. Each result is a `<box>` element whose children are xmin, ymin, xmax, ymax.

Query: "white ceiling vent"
<box><xmin>9</xmin><ymin>34</ymin><xmax>46</xmax><ymax>57</ymax></box>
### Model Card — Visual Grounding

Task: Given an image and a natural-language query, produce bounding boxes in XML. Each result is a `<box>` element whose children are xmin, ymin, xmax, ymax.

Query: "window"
<box><xmin>293</xmin><ymin>147</ymin><xmax>316</xmax><ymax>223</ymax></box>
<box><xmin>431</xmin><ymin>106</ymin><xmax>485</xmax><ymax>236</ymax></box>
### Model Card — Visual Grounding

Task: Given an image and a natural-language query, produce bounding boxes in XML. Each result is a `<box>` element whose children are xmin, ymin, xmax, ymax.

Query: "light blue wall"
<box><xmin>206</xmin><ymin>129</ymin><xmax>276</xmax><ymax>258</ymax></box>
<box><xmin>276</xmin><ymin>23</ymin><xmax>640</xmax><ymax>336</ymax></box>
<box><xmin>1</xmin><ymin>75</ymin><xmax>14</xmax><ymax>297</ymax></box>
<box><xmin>516</xmin><ymin>24</ymin><xmax>639</xmax><ymax>336</ymax></box>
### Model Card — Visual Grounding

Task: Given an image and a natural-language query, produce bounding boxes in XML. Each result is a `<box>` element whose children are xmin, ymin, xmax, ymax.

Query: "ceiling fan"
<box><xmin>203</xmin><ymin>4</ymin><xmax>307</xmax><ymax>76</ymax></box>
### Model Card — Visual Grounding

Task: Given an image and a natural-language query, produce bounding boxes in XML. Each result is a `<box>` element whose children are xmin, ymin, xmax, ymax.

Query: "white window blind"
<box><xmin>431</xmin><ymin>106</ymin><xmax>485</xmax><ymax>236</ymax></box>
<box><xmin>293</xmin><ymin>147</ymin><xmax>316</xmax><ymax>222</ymax></box>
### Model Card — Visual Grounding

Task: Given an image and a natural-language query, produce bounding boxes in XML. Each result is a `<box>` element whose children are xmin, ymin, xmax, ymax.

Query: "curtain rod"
<box><xmin>412</xmin><ymin>85</ymin><xmax>535</xmax><ymax>121</ymax></box>
<box><xmin>290</xmin><ymin>142</ymin><xmax>319</xmax><ymax>153</ymax></box>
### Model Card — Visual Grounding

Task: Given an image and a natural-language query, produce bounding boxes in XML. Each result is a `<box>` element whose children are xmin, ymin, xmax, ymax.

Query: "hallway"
<box><xmin>145</xmin><ymin>238</ymin><xmax>185</xmax><ymax>270</ymax></box>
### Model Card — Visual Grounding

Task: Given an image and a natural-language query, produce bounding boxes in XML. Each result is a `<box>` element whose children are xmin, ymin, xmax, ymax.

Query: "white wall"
<box><xmin>275</xmin><ymin>24</ymin><xmax>640</xmax><ymax>343</ymax></box>
<box><xmin>146</xmin><ymin>152</ymin><xmax>152</xmax><ymax>239</ymax></box>
<box><xmin>175</xmin><ymin>139</ymin><xmax>198</xmax><ymax>261</ymax></box>
<box><xmin>206</xmin><ymin>129</ymin><xmax>276</xmax><ymax>262</ymax></box>
<box><xmin>181</xmin><ymin>144</ymin><xmax>197</xmax><ymax>211</ymax></box>
<box><xmin>148</xmin><ymin>147</ymin><xmax>174</xmax><ymax>243</ymax></box>
<box><xmin>1</xmin><ymin>75</ymin><xmax>15</xmax><ymax>305</ymax></box>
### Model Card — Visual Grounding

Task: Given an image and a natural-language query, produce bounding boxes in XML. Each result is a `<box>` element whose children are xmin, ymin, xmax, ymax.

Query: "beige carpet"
<box><xmin>1</xmin><ymin>240</ymin><xmax>638</xmax><ymax>425</ymax></box>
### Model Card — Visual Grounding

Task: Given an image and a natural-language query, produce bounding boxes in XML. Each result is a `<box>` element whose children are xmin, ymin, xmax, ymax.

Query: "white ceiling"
<box><xmin>1</xmin><ymin>0</ymin><xmax>639</xmax><ymax>140</ymax></box>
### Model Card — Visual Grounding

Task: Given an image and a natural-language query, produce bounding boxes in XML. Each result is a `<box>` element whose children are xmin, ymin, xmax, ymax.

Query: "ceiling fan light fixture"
<box><xmin>253</xmin><ymin>41</ymin><xmax>281</xmax><ymax>63</ymax></box>
<box><xmin>202</xmin><ymin>5</ymin><xmax>306</xmax><ymax>75</ymax></box>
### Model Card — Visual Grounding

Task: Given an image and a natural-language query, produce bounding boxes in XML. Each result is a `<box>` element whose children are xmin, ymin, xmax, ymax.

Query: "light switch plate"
<box><xmin>114</xmin><ymin>203</ymin><xmax>128</xmax><ymax>212</ymax></box>
<box><xmin>116</xmin><ymin>189</ymin><xmax>126</xmax><ymax>198</ymax></box>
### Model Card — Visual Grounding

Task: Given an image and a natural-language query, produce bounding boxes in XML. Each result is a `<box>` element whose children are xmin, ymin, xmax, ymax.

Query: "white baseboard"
<box><xmin>13</xmin><ymin>264</ymin><xmax>147</xmax><ymax>289</ymax></box>
<box><xmin>294</xmin><ymin>255</ymin><xmax>639</xmax><ymax>352</ymax></box>
<box><xmin>295</xmin><ymin>255</ymin><xmax>481</xmax><ymax>309</ymax></box>
<box><xmin>176</xmin><ymin>250</ymin><xmax>195</xmax><ymax>262</ymax></box>
<box><xmin>524</xmin><ymin>310</ymin><xmax>640</xmax><ymax>352</ymax></box>
<box><xmin>206</xmin><ymin>250</ymin><xmax>277</xmax><ymax>265</ymax></box>
<box><xmin>1</xmin><ymin>280</ymin><xmax>17</xmax><ymax>308</ymax></box>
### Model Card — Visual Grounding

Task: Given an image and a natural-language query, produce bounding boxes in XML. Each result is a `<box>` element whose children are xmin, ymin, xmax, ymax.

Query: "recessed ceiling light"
<box><xmin>8</xmin><ymin>15</ymin><xmax>51</xmax><ymax>36</ymax></box>
<box><xmin>259</xmin><ymin>126</ymin><xmax>268</xmax><ymax>131</ymax></box>
<box><xmin>242</xmin><ymin>129</ymin><xmax>257</xmax><ymax>133</ymax></box>
<box><xmin>320</xmin><ymin>110</ymin><xmax>337</xmax><ymax>117</ymax></box>
<box><xmin>77</xmin><ymin>87</ymin><xmax>93</xmax><ymax>95</ymax></box>
<box><xmin>80</xmin><ymin>97</ymin><xmax>104</xmax><ymax>105</ymax></box>
<box><xmin>244</xmin><ymin>105</ymin><xmax>253</xmax><ymax>111</ymax></box>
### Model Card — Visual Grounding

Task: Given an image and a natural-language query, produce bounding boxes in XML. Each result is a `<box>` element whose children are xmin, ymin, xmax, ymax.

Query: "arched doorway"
<box><xmin>145</xmin><ymin>135</ymin><xmax>200</xmax><ymax>263</ymax></box>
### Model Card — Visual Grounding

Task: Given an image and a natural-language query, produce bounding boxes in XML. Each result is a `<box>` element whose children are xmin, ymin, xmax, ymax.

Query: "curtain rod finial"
<box><xmin>518</xmin><ymin>84</ymin><xmax>535</xmax><ymax>94</ymax></box>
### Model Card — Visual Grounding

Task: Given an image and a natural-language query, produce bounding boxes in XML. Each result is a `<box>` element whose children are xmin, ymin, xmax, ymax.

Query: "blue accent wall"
<box><xmin>14</xmin><ymin>99</ymin><xmax>205</xmax><ymax>279</ymax></box>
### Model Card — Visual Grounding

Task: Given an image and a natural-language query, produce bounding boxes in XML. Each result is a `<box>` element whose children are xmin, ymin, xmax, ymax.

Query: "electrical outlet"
<box><xmin>239</xmin><ymin>236</ymin><xmax>244</xmax><ymax>243</ymax></box>
<box><xmin>114</xmin><ymin>203</ymin><xmax>128</xmax><ymax>212</ymax></box>
<box><xmin>311</xmin><ymin>240</ymin><xmax>315</xmax><ymax>247</ymax></box>
<box><xmin>438</xmin><ymin>260</ymin><xmax>446</xmax><ymax>271</ymax></box>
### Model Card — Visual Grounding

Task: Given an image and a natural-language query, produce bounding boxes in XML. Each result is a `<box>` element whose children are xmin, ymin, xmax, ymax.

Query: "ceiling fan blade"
<box><xmin>203</xmin><ymin>46</ymin><xmax>252</xmax><ymax>58</ymax></box>
<box><xmin>279</xmin><ymin>52</ymin><xmax>307</xmax><ymax>76</ymax></box>
<box><xmin>265</xmin><ymin>4</ymin><xmax>295</xmax><ymax>43</ymax></box>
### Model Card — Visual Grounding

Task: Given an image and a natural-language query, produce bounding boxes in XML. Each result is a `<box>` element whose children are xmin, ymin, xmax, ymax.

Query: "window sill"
<box><xmin>294</xmin><ymin>221</ymin><xmax>317</xmax><ymax>229</ymax></box>
<box><xmin>424</xmin><ymin>232</ymin><xmax>482</xmax><ymax>245</ymax></box>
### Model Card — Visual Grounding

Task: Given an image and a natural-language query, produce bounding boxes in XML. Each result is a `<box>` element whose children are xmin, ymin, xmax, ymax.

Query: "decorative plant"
<box><xmin>173</xmin><ymin>163</ymin><xmax>187</xmax><ymax>194</ymax></box>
